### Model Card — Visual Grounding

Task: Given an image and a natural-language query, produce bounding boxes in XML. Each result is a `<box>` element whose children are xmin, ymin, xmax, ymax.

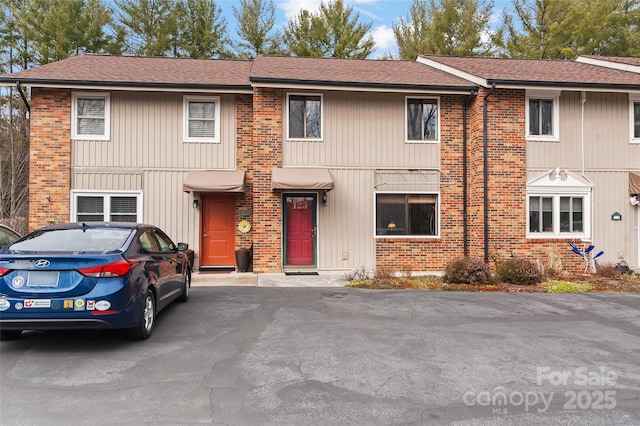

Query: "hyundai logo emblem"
<box><xmin>34</xmin><ymin>259</ymin><xmax>50</xmax><ymax>268</ymax></box>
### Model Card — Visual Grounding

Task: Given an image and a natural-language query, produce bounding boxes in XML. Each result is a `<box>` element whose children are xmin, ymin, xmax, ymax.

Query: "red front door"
<box><xmin>200</xmin><ymin>194</ymin><xmax>235</xmax><ymax>267</ymax></box>
<box><xmin>285</xmin><ymin>195</ymin><xmax>316</xmax><ymax>266</ymax></box>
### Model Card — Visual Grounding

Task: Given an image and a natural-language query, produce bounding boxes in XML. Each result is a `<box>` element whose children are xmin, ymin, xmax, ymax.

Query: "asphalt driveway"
<box><xmin>1</xmin><ymin>287</ymin><xmax>639</xmax><ymax>425</ymax></box>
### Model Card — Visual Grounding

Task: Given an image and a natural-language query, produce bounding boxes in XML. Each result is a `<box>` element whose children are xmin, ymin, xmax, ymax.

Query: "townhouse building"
<box><xmin>1</xmin><ymin>54</ymin><xmax>638</xmax><ymax>274</ymax></box>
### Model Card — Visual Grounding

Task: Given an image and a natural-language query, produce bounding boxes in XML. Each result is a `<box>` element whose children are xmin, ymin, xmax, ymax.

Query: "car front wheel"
<box><xmin>177</xmin><ymin>270</ymin><xmax>190</xmax><ymax>303</ymax></box>
<box><xmin>129</xmin><ymin>289</ymin><xmax>155</xmax><ymax>340</ymax></box>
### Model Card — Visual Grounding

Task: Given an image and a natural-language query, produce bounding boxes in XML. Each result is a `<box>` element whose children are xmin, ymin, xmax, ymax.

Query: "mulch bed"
<box><xmin>348</xmin><ymin>274</ymin><xmax>640</xmax><ymax>293</ymax></box>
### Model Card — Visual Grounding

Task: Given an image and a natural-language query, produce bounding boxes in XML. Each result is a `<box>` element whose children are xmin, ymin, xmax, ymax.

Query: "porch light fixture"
<box><xmin>193</xmin><ymin>198</ymin><xmax>199</xmax><ymax>209</ymax></box>
<box><xmin>322</xmin><ymin>191</ymin><xmax>328</xmax><ymax>206</ymax></box>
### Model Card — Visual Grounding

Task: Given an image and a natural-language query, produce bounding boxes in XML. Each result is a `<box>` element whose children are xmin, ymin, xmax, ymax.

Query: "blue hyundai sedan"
<box><xmin>0</xmin><ymin>222</ymin><xmax>191</xmax><ymax>341</ymax></box>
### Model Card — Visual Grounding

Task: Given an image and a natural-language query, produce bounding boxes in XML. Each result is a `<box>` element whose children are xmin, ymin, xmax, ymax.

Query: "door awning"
<box><xmin>183</xmin><ymin>170</ymin><xmax>245</xmax><ymax>193</ymax></box>
<box><xmin>271</xmin><ymin>168</ymin><xmax>334</xmax><ymax>190</ymax></box>
<box><xmin>630</xmin><ymin>171</ymin><xmax>640</xmax><ymax>195</ymax></box>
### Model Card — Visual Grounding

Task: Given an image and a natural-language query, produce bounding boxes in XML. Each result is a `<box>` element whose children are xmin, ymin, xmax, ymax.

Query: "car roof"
<box><xmin>39</xmin><ymin>222</ymin><xmax>151</xmax><ymax>231</ymax></box>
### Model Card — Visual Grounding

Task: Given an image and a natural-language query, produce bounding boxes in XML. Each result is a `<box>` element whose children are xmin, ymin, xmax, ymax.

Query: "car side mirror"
<box><xmin>177</xmin><ymin>242</ymin><xmax>189</xmax><ymax>251</ymax></box>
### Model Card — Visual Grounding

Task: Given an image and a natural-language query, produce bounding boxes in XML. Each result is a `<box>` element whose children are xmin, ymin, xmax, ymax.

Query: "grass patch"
<box><xmin>540</xmin><ymin>280</ymin><xmax>595</xmax><ymax>293</ymax></box>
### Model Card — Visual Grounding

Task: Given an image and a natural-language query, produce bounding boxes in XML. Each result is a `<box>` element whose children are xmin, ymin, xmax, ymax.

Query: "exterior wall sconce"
<box><xmin>322</xmin><ymin>191</ymin><xmax>328</xmax><ymax>206</ymax></box>
<box><xmin>193</xmin><ymin>199</ymin><xmax>199</xmax><ymax>209</ymax></box>
<box><xmin>611</xmin><ymin>212</ymin><xmax>622</xmax><ymax>221</ymax></box>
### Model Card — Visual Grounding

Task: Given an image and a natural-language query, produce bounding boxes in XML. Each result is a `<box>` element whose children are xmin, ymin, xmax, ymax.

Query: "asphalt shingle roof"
<box><xmin>250</xmin><ymin>55</ymin><xmax>476</xmax><ymax>90</ymax></box>
<box><xmin>580</xmin><ymin>55</ymin><xmax>640</xmax><ymax>67</ymax></box>
<box><xmin>0</xmin><ymin>54</ymin><xmax>253</xmax><ymax>89</ymax></box>
<box><xmin>420</xmin><ymin>54</ymin><xmax>640</xmax><ymax>88</ymax></box>
<box><xmin>3</xmin><ymin>53</ymin><xmax>640</xmax><ymax>91</ymax></box>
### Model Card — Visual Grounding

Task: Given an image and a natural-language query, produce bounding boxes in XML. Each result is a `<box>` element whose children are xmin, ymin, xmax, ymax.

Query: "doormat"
<box><xmin>199</xmin><ymin>267</ymin><xmax>235</xmax><ymax>273</ymax></box>
<box><xmin>284</xmin><ymin>271</ymin><xmax>319</xmax><ymax>276</ymax></box>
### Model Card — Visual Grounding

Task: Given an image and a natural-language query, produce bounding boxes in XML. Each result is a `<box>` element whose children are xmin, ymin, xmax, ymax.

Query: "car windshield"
<box><xmin>0</xmin><ymin>227</ymin><xmax>20</xmax><ymax>246</ymax></box>
<box><xmin>9</xmin><ymin>228</ymin><xmax>134</xmax><ymax>252</ymax></box>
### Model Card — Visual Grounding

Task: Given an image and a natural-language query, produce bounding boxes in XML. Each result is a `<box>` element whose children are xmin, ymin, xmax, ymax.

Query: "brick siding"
<box><xmin>252</xmin><ymin>88</ymin><xmax>283</xmax><ymax>273</ymax></box>
<box><xmin>28</xmin><ymin>88</ymin><xmax>71</xmax><ymax>231</ymax></box>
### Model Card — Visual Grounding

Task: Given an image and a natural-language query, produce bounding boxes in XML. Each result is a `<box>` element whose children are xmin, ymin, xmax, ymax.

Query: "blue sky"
<box><xmin>216</xmin><ymin>0</ymin><xmax>515</xmax><ymax>58</ymax></box>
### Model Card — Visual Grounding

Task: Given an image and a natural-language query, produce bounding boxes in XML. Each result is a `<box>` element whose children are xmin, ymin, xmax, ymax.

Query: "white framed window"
<box><xmin>375</xmin><ymin>192</ymin><xmax>439</xmax><ymax>238</ymax></box>
<box><xmin>71</xmin><ymin>191</ymin><xmax>143</xmax><ymax>223</ymax></box>
<box><xmin>183</xmin><ymin>96</ymin><xmax>220</xmax><ymax>142</ymax></box>
<box><xmin>72</xmin><ymin>92</ymin><xmax>110</xmax><ymax>140</ymax></box>
<box><xmin>526</xmin><ymin>90</ymin><xmax>559</xmax><ymax>141</ymax></box>
<box><xmin>406</xmin><ymin>97</ymin><xmax>440</xmax><ymax>143</ymax></box>
<box><xmin>526</xmin><ymin>170</ymin><xmax>591</xmax><ymax>239</ymax></box>
<box><xmin>286</xmin><ymin>93</ymin><xmax>323</xmax><ymax>140</ymax></box>
<box><xmin>630</xmin><ymin>93</ymin><xmax>640</xmax><ymax>144</ymax></box>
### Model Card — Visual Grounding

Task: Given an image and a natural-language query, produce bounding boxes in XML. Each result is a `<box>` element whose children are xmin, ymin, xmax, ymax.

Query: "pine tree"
<box><xmin>176</xmin><ymin>0</ymin><xmax>231</xmax><ymax>58</ymax></box>
<box><xmin>283</xmin><ymin>0</ymin><xmax>374</xmax><ymax>58</ymax></box>
<box><xmin>114</xmin><ymin>0</ymin><xmax>178</xmax><ymax>56</ymax></box>
<box><xmin>393</xmin><ymin>0</ymin><xmax>493</xmax><ymax>59</ymax></box>
<box><xmin>233</xmin><ymin>0</ymin><xmax>283</xmax><ymax>58</ymax></box>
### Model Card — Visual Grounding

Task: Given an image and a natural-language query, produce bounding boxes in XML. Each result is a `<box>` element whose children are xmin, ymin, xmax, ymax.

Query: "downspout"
<box><xmin>580</xmin><ymin>91</ymin><xmax>595</xmax><ymax>243</ymax></box>
<box><xmin>462</xmin><ymin>90</ymin><xmax>476</xmax><ymax>257</ymax></box>
<box><xmin>580</xmin><ymin>91</ymin><xmax>586</xmax><ymax>176</ymax></box>
<box><xmin>16</xmin><ymin>81</ymin><xmax>30</xmax><ymax>113</ymax></box>
<box><xmin>483</xmin><ymin>83</ymin><xmax>497</xmax><ymax>264</ymax></box>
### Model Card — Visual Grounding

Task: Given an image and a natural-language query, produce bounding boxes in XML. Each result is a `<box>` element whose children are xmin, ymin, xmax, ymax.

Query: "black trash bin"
<box><xmin>235</xmin><ymin>248</ymin><xmax>251</xmax><ymax>272</ymax></box>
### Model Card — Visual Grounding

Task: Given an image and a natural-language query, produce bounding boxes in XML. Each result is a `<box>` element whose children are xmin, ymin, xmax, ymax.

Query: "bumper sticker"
<box><xmin>12</xmin><ymin>276</ymin><xmax>25</xmax><ymax>288</ymax></box>
<box><xmin>74</xmin><ymin>299</ymin><xmax>85</xmax><ymax>311</ymax></box>
<box><xmin>24</xmin><ymin>299</ymin><xmax>51</xmax><ymax>308</ymax></box>
<box><xmin>0</xmin><ymin>299</ymin><xmax>9</xmax><ymax>311</ymax></box>
<box><xmin>95</xmin><ymin>300</ymin><xmax>111</xmax><ymax>311</ymax></box>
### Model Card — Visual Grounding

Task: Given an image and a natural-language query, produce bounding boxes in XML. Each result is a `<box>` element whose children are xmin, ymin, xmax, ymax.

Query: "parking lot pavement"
<box><xmin>1</xmin><ymin>288</ymin><xmax>639</xmax><ymax>425</ymax></box>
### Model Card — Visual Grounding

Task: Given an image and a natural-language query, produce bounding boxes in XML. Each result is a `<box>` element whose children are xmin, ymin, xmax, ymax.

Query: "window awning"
<box><xmin>271</xmin><ymin>168</ymin><xmax>334</xmax><ymax>190</ymax></box>
<box><xmin>183</xmin><ymin>170</ymin><xmax>245</xmax><ymax>193</ymax></box>
<box><xmin>631</xmin><ymin>171</ymin><xmax>640</xmax><ymax>195</ymax></box>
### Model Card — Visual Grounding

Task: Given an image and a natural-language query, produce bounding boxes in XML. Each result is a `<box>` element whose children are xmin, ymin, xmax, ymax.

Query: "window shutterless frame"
<box><xmin>286</xmin><ymin>93</ymin><xmax>323</xmax><ymax>141</ymax></box>
<box><xmin>526</xmin><ymin>191</ymin><xmax>590</xmax><ymax>239</ymax></box>
<box><xmin>183</xmin><ymin>95</ymin><xmax>221</xmax><ymax>143</ymax></box>
<box><xmin>405</xmin><ymin>96</ymin><xmax>440</xmax><ymax>143</ymax></box>
<box><xmin>525</xmin><ymin>90</ymin><xmax>559</xmax><ymax>142</ymax></box>
<box><xmin>71</xmin><ymin>191</ymin><xmax>143</xmax><ymax>223</ymax></box>
<box><xmin>374</xmin><ymin>191</ymin><xmax>440</xmax><ymax>238</ymax></box>
<box><xmin>71</xmin><ymin>92</ymin><xmax>110</xmax><ymax>140</ymax></box>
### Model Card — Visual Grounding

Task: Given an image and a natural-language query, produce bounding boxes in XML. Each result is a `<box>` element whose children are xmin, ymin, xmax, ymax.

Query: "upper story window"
<box><xmin>526</xmin><ymin>170</ymin><xmax>591</xmax><ymax>239</ymax></box>
<box><xmin>72</xmin><ymin>191</ymin><xmax>142</xmax><ymax>223</ymax></box>
<box><xmin>287</xmin><ymin>93</ymin><xmax>322</xmax><ymax>140</ymax></box>
<box><xmin>630</xmin><ymin>94</ymin><xmax>640</xmax><ymax>143</ymax></box>
<box><xmin>526</xmin><ymin>90</ymin><xmax>559</xmax><ymax>141</ymax></box>
<box><xmin>375</xmin><ymin>193</ymin><xmax>439</xmax><ymax>237</ymax></box>
<box><xmin>184</xmin><ymin>96</ymin><xmax>220</xmax><ymax>142</ymax></box>
<box><xmin>406</xmin><ymin>97</ymin><xmax>439</xmax><ymax>143</ymax></box>
<box><xmin>72</xmin><ymin>92</ymin><xmax>110</xmax><ymax>140</ymax></box>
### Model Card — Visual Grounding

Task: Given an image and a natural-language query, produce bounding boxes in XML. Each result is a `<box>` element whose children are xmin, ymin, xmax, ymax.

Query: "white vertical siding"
<box><xmin>318</xmin><ymin>168</ymin><xmax>375</xmax><ymax>270</ymax></box>
<box><xmin>72</xmin><ymin>92</ymin><xmax>236</xmax><ymax>170</ymax></box>
<box><xmin>528</xmin><ymin>91</ymin><xmax>638</xmax><ymax>170</ymax></box>
<box><xmin>284</xmin><ymin>91</ymin><xmax>440</xmax><ymax>168</ymax></box>
<box><xmin>143</xmin><ymin>170</ymin><xmax>199</xmax><ymax>254</ymax></box>
<box><xmin>589</xmin><ymin>171</ymin><xmax>638</xmax><ymax>269</ymax></box>
<box><xmin>72</xmin><ymin>170</ymin><xmax>143</xmax><ymax>190</ymax></box>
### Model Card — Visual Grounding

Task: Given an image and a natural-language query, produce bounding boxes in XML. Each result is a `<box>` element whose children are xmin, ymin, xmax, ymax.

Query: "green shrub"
<box><xmin>496</xmin><ymin>258</ymin><xmax>543</xmax><ymax>285</ymax></box>
<box><xmin>443</xmin><ymin>257</ymin><xmax>491</xmax><ymax>285</ymax></box>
